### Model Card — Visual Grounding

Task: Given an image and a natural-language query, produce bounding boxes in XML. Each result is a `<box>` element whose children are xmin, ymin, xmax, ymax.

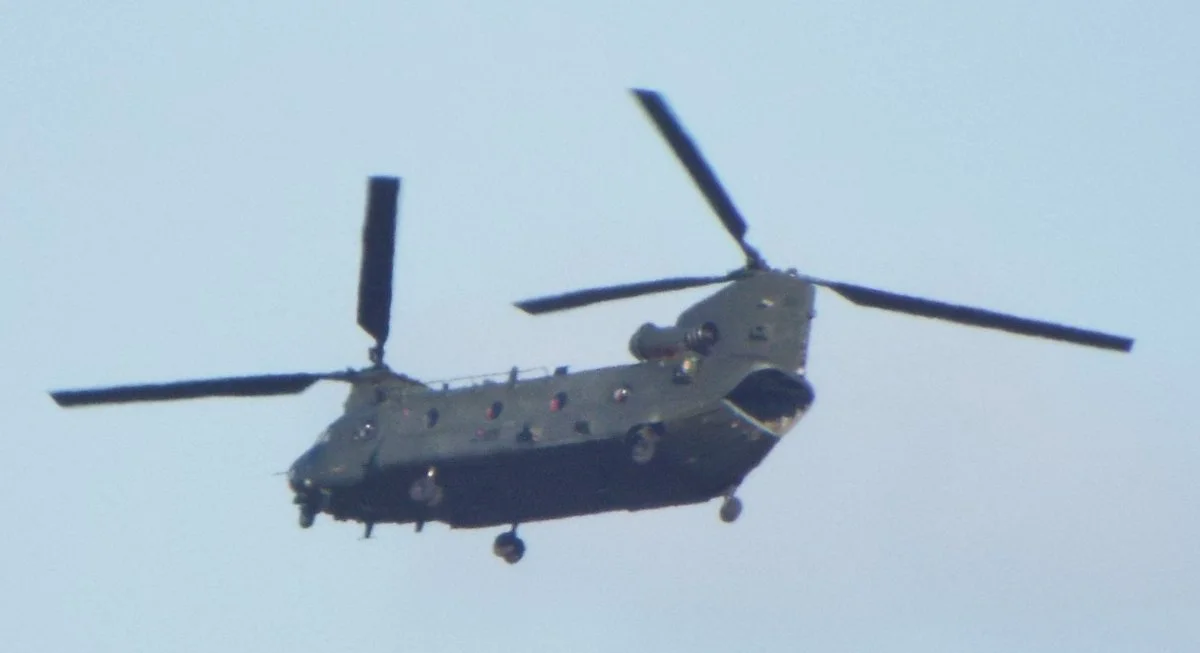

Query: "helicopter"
<box><xmin>50</xmin><ymin>88</ymin><xmax>1134</xmax><ymax>564</ymax></box>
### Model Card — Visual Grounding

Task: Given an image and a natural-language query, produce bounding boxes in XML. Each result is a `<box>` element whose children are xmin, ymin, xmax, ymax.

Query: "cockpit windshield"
<box><xmin>315</xmin><ymin>410</ymin><xmax>378</xmax><ymax>445</ymax></box>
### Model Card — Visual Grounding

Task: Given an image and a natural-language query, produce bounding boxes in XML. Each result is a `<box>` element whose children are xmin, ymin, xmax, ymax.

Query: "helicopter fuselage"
<box><xmin>288</xmin><ymin>269</ymin><xmax>818</xmax><ymax>530</ymax></box>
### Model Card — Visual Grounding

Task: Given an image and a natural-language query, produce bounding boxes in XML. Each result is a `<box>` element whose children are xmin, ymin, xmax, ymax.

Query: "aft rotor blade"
<box><xmin>357</xmin><ymin>176</ymin><xmax>400</xmax><ymax>355</ymax></box>
<box><xmin>631</xmin><ymin>89</ymin><xmax>764</xmax><ymax>268</ymax></box>
<box><xmin>49</xmin><ymin>372</ymin><xmax>347</xmax><ymax>408</ymax></box>
<box><xmin>816</xmin><ymin>280</ymin><xmax>1135</xmax><ymax>352</ymax></box>
<box><xmin>515</xmin><ymin>273</ymin><xmax>737</xmax><ymax>315</ymax></box>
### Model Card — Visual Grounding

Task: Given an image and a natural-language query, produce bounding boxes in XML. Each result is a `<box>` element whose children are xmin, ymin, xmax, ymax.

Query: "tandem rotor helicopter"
<box><xmin>50</xmin><ymin>89</ymin><xmax>1134</xmax><ymax>564</ymax></box>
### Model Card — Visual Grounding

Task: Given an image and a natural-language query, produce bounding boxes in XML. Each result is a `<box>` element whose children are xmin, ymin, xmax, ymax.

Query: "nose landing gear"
<box><xmin>294</xmin><ymin>489</ymin><xmax>329</xmax><ymax>529</ymax></box>
<box><xmin>493</xmin><ymin>527</ymin><xmax>526</xmax><ymax>564</ymax></box>
<box><xmin>299</xmin><ymin>505</ymin><xmax>316</xmax><ymax>529</ymax></box>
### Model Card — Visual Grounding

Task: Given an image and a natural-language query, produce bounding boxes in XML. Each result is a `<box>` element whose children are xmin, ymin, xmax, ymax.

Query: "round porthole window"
<box><xmin>487</xmin><ymin>401</ymin><xmax>504</xmax><ymax>420</ymax></box>
<box><xmin>426</xmin><ymin>408</ymin><xmax>440</xmax><ymax>428</ymax></box>
<box><xmin>550</xmin><ymin>391</ymin><xmax>568</xmax><ymax>412</ymax></box>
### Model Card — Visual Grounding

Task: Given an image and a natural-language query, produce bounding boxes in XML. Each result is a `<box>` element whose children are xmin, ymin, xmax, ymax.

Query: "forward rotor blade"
<box><xmin>631</xmin><ymin>89</ymin><xmax>765</xmax><ymax>268</ymax></box>
<box><xmin>515</xmin><ymin>274</ymin><xmax>737</xmax><ymax>315</ymax></box>
<box><xmin>815</xmin><ymin>279</ymin><xmax>1134</xmax><ymax>352</ymax></box>
<box><xmin>49</xmin><ymin>372</ymin><xmax>348</xmax><ymax>408</ymax></box>
<box><xmin>357</xmin><ymin>176</ymin><xmax>400</xmax><ymax>354</ymax></box>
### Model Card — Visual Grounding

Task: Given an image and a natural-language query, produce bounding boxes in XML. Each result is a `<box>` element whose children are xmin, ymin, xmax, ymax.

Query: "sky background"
<box><xmin>2</xmin><ymin>2</ymin><xmax>1197</xmax><ymax>651</ymax></box>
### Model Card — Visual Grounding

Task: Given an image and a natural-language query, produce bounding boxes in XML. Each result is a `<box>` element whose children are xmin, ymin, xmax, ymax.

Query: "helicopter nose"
<box><xmin>287</xmin><ymin>464</ymin><xmax>305</xmax><ymax>493</ymax></box>
<box><xmin>287</xmin><ymin>442</ymin><xmax>368</xmax><ymax>494</ymax></box>
<box><xmin>287</xmin><ymin>447</ymin><xmax>320</xmax><ymax>494</ymax></box>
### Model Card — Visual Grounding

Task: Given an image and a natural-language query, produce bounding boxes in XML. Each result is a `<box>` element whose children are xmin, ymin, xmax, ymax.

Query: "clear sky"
<box><xmin>2</xmin><ymin>2</ymin><xmax>1196</xmax><ymax>651</ymax></box>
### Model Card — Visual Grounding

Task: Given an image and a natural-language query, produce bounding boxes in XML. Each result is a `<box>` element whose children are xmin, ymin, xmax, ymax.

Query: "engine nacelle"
<box><xmin>628</xmin><ymin>322</ymin><xmax>719</xmax><ymax>361</ymax></box>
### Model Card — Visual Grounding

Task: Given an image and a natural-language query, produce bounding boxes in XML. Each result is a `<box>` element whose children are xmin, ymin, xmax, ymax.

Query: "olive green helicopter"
<box><xmin>50</xmin><ymin>89</ymin><xmax>1134</xmax><ymax>564</ymax></box>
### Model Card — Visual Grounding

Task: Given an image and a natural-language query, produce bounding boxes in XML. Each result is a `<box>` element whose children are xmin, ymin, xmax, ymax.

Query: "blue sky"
<box><xmin>2</xmin><ymin>2</ymin><xmax>1196</xmax><ymax>651</ymax></box>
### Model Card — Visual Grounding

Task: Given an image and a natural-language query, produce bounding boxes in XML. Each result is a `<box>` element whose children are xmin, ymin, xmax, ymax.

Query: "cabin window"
<box><xmin>673</xmin><ymin>356</ymin><xmax>700</xmax><ymax>384</ymax></box>
<box><xmin>353</xmin><ymin>420</ymin><xmax>376</xmax><ymax>441</ymax></box>
<box><xmin>487</xmin><ymin>401</ymin><xmax>504</xmax><ymax>420</ymax></box>
<box><xmin>574</xmin><ymin>420</ymin><xmax>591</xmax><ymax>435</ymax></box>
<box><xmin>426</xmin><ymin>408</ymin><xmax>440</xmax><ymax>428</ymax></box>
<box><xmin>550</xmin><ymin>391</ymin><xmax>568</xmax><ymax>412</ymax></box>
<box><xmin>475</xmin><ymin>428</ymin><xmax>499</xmax><ymax>441</ymax></box>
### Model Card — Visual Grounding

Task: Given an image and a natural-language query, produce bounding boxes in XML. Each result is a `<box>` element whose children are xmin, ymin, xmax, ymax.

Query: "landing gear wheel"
<box><xmin>409</xmin><ymin>471</ymin><xmax>444</xmax><ymax>506</ymax></box>
<box><xmin>299</xmin><ymin>506</ymin><xmax>316</xmax><ymax>529</ymax></box>
<box><xmin>630</xmin><ymin>425</ymin><xmax>660</xmax><ymax>465</ymax></box>
<box><xmin>503</xmin><ymin>540</ymin><xmax>525</xmax><ymax>564</ymax></box>
<box><xmin>631</xmin><ymin>438</ymin><xmax>656</xmax><ymax>465</ymax></box>
<box><xmin>719</xmin><ymin>496</ymin><xmax>743</xmax><ymax>523</ymax></box>
<box><xmin>493</xmin><ymin>530</ymin><xmax>526</xmax><ymax>564</ymax></box>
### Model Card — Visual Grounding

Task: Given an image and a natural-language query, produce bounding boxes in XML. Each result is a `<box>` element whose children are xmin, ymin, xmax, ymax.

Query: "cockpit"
<box><xmin>315</xmin><ymin>410</ymin><xmax>379</xmax><ymax>445</ymax></box>
<box><xmin>291</xmin><ymin>409</ymin><xmax>382</xmax><ymax>495</ymax></box>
